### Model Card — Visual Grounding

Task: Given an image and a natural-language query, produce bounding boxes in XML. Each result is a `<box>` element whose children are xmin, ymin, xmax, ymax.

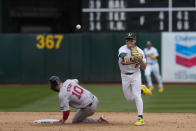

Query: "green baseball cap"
<box><xmin>125</xmin><ymin>32</ymin><xmax>136</xmax><ymax>40</ymax></box>
<box><xmin>146</xmin><ymin>41</ymin><xmax>152</xmax><ymax>45</ymax></box>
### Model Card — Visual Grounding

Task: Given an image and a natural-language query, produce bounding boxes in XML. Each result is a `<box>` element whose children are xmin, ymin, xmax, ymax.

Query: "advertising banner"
<box><xmin>162</xmin><ymin>32</ymin><xmax>196</xmax><ymax>83</ymax></box>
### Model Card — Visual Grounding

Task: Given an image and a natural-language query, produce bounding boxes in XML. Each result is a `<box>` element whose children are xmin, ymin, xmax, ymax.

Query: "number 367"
<box><xmin>36</xmin><ymin>34</ymin><xmax>63</xmax><ymax>50</ymax></box>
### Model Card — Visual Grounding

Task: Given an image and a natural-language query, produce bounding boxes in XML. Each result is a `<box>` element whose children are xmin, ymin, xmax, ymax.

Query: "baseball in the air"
<box><xmin>76</xmin><ymin>24</ymin><xmax>81</xmax><ymax>30</ymax></box>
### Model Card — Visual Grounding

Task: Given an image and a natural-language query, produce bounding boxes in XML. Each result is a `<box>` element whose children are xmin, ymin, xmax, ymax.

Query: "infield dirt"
<box><xmin>0</xmin><ymin>112</ymin><xmax>195</xmax><ymax>131</ymax></box>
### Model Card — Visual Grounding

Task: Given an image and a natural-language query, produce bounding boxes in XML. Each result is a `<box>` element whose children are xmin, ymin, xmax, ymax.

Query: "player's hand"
<box><xmin>124</xmin><ymin>56</ymin><xmax>131</xmax><ymax>64</ymax></box>
<box><xmin>58</xmin><ymin>119</ymin><xmax>65</xmax><ymax>124</ymax></box>
<box><xmin>138</xmin><ymin>59</ymin><xmax>147</xmax><ymax>69</ymax></box>
<box><xmin>146</xmin><ymin>54</ymin><xmax>151</xmax><ymax>57</ymax></box>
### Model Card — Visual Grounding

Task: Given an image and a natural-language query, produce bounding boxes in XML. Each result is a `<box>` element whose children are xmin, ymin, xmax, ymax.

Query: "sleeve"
<box><xmin>119</xmin><ymin>53</ymin><xmax>127</xmax><ymax>59</ymax></box>
<box><xmin>62</xmin><ymin>110</ymin><xmax>70</xmax><ymax>121</ymax></box>
<box><xmin>118</xmin><ymin>46</ymin><xmax>127</xmax><ymax>56</ymax></box>
<box><xmin>59</xmin><ymin>94</ymin><xmax>70</xmax><ymax>112</ymax></box>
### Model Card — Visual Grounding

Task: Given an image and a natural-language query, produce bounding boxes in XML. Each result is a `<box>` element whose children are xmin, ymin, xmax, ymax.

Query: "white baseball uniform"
<box><xmin>118</xmin><ymin>45</ymin><xmax>146</xmax><ymax>116</ymax></box>
<box><xmin>59</xmin><ymin>79</ymin><xmax>99</xmax><ymax>123</ymax></box>
<box><xmin>143</xmin><ymin>46</ymin><xmax>163</xmax><ymax>88</ymax></box>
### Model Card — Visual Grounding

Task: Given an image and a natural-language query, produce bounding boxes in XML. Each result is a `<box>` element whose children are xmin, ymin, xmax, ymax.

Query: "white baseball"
<box><xmin>76</xmin><ymin>24</ymin><xmax>81</xmax><ymax>30</ymax></box>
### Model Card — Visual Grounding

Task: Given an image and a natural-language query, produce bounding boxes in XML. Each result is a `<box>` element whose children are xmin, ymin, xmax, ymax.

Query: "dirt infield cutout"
<box><xmin>0</xmin><ymin>112</ymin><xmax>196</xmax><ymax>131</ymax></box>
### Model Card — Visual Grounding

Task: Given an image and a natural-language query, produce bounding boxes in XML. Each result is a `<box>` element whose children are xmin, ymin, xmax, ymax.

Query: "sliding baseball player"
<box><xmin>49</xmin><ymin>76</ymin><xmax>108</xmax><ymax>124</ymax></box>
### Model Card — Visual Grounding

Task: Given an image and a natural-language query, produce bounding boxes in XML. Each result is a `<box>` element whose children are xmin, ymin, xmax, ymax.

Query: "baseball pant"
<box><xmin>145</xmin><ymin>63</ymin><xmax>163</xmax><ymax>88</ymax></box>
<box><xmin>72</xmin><ymin>96</ymin><xmax>99</xmax><ymax>123</ymax></box>
<box><xmin>121</xmin><ymin>70</ymin><xmax>143</xmax><ymax>116</ymax></box>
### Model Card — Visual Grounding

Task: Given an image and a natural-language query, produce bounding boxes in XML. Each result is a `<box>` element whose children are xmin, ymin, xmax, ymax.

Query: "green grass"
<box><xmin>0</xmin><ymin>84</ymin><xmax>196</xmax><ymax>112</ymax></box>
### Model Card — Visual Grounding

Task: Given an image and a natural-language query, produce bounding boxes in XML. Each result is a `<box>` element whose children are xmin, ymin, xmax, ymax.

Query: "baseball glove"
<box><xmin>130</xmin><ymin>47</ymin><xmax>143</xmax><ymax>64</ymax></box>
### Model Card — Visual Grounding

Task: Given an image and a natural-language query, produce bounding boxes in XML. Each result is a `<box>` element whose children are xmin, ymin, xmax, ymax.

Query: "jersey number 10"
<box><xmin>72</xmin><ymin>86</ymin><xmax>84</xmax><ymax>99</ymax></box>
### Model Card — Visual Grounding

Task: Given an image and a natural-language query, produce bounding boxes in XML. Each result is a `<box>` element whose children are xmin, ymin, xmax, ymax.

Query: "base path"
<box><xmin>0</xmin><ymin>112</ymin><xmax>195</xmax><ymax>131</ymax></box>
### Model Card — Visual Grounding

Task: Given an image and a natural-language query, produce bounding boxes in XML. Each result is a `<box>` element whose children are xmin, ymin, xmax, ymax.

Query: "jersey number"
<box><xmin>72</xmin><ymin>86</ymin><xmax>83</xmax><ymax>99</ymax></box>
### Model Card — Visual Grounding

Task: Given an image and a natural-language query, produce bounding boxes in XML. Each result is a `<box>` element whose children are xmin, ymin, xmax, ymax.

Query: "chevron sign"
<box><xmin>175</xmin><ymin>36</ymin><xmax>196</xmax><ymax>68</ymax></box>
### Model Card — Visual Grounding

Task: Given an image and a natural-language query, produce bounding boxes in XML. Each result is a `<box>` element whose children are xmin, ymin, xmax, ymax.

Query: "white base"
<box><xmin>33</xmin><ymin>119</ymin><xmax>59</xmax><ymax>124</ymax></box>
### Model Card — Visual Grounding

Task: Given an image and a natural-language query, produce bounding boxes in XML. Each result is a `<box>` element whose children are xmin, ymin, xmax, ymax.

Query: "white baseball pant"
<box><xmin>145</xmin><ymin>63</ymin><xmax>163</xmax><ymax>88</ymax></box>
<box><xmin>121</xmin><ymin>70</ymin><xmax>143</xmax><ymax>116</ymax></box>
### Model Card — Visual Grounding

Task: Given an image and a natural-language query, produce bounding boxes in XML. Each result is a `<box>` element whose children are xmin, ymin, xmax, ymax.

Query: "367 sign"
<box><xmin>36</xmin><ymin>34</ymin><xmax>63</xmax><ymax>50</ymax></box>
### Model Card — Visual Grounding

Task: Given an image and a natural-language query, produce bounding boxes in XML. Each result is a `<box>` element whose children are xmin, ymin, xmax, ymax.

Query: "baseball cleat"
<box><xmin>148</xmin><ymin>86</ymin><xmax>154</xmax><ymax>91</ymax></box>
<box><xmin>158</xmin><ymin>87</ymin><xmax>164</xmax><ymax>93</ymax></box>
<box><xmin>99</xmin><ymin>115</ymin><xmax>109</xmax><ymax>123</ymax></box>
<box><xmin>141</xmin><ymin>85</ymin><xmax>152</xmax><ymax>96</ymax></box>
<box><xmin>135</xmin><ymin>118</ymin><xmax>144</xmax><ymax>126</ymax></box>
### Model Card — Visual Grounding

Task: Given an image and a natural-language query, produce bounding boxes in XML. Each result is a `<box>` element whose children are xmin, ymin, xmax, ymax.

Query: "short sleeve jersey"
<box><xmin>143</xmin><ymin>46</ymin><xmax>158</xmax><ymax>64</ymax></box>
<box><xmin>118</xmin><ymin>45</ymin><xmax>146</xmax><ymax>73</ymax></box>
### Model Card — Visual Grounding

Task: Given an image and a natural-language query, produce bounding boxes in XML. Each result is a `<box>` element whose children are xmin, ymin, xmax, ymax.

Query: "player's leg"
<box><xmin>152</xmin><ymin>63</ymin><xmax>163</xmax><ymax>93</ymax></box>
<box><xmin>131</xmin><ymin>71</ymin><xmax>144</xmax><ymax>125</ymax></box>
<box><xmin>72</xmin><ymin>96</ymin><xmax>107</xmax><ymax>123</ymax></box>
<box><xmin>72</xmin><ymin>96</ymin><xmax>98</xmax><ymax>123</ymax></box>
<box><xmin>72</xmin><ymin>108</ymin><xmax>95</xmax><ymax>123</ymax></box>
<box><xmin>121</xmin><ymin>73</ymin><xmax>134</xmax><ymax>101</ymax></box>
<box><xmin>141</xmin><ymin>85</ymin><xmax>152</xmax><ymax>96</ymax></box>
<box><xmin>81</xmin><ymin>96</ymin><xmax>107</xmax><ymax>123</ymax></box>
<box><xmin>144</xmin><ymin>64</ymin><xmax>153</xmax><ymax>90</ymax></box>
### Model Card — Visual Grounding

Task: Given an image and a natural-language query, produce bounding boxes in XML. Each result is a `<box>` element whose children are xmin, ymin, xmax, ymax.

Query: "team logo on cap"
<box><xmin>128</xmin><ymin>33</ymin><xmax>132</xmax><ymax>36</ymax></box>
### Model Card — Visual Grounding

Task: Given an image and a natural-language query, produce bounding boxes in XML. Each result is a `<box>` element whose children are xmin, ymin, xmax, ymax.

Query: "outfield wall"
<box><xmin>0</xmin><ymin>33</ymin><xmax>161</xmax><ymax>83</ymax></box>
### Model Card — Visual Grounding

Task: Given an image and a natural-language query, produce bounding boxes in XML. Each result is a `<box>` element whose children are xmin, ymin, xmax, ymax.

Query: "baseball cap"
<box><xmin>125</xmin><ymin>32</ymin><xmax>136</xmax><ymax>40</ymax></box>
<box><xmin>146</xmin><ymin>41</ymin><xmax>152</xmax><ymax>45</ymax></box>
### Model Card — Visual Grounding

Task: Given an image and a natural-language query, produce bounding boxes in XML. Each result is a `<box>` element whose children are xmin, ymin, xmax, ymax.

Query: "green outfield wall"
<box><xmin>0</xmin><ymin>33</ymin><xmax>161</xmax><ymax>83</ymax></box>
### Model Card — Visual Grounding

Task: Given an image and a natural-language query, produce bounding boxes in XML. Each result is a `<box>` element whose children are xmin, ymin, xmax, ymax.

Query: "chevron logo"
<box><xmin>176</xmin><ymin>44</ymin><xmax>196</xmax><ymax>57</ymax></box>
<box><xmin>176</xmin><ymin>43</ymin><xmax>196</xmax><ymax>68</ymax></box>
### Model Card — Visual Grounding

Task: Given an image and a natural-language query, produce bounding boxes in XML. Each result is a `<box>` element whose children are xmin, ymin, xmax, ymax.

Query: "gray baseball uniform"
<box><xmin>59</xmin><ymin>79</ymin><xmax>99</xmax><ymax>123</ymax></box>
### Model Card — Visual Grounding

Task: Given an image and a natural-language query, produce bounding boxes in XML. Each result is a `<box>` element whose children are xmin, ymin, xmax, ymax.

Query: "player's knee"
<box><xmin>145</xmin><ymin>72</ymin><xmax>150</xmax><ymax>77</ymax></box>
<box><xmin>133</xmin><ymin>94</ymin><xmax>142</xmax><ymax>101</ymax></box>
<box><xmin>72</xmin><ymin>118</ymin><xmax>80</xmax><ymax>124</ymax></box>
<box><xmin>145</xmin><ymin>70</ymin><xmax>151</xmax><ymax>76</ymax></box>
<box><xmin>125</xmin><ymin>96</ymin><xmax>134</xmax><ymax>101</ymax></box>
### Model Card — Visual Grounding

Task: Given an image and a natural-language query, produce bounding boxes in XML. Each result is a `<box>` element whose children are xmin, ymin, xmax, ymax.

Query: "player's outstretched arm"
<box><xmin>139</xmin><ymin>59</ymin><xmax>146</xmax><ymax>70</ymax></box>
<box><xmin>59</xmin><ymin>110</ymin><xmax>70</xmax><ymax>124</ymax></box>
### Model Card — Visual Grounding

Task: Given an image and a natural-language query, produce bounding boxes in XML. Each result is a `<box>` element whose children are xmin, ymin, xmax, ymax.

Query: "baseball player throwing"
<box><xmin>49</xmin><ymin>76</ymin><xmax>108</xmax><ymax>124</ymax></box>
<box><xmin>143</xmin><ymin>41</ymin><xmax>163</xmax><ymax>93</ymax></box>
<box><xmin>118</xmin><ymin>33</ymin><xmax>151</xmax><ymax>126</ymax></box>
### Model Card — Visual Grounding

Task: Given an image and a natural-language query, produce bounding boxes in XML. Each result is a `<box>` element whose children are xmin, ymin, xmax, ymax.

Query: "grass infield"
<box><xmin>0</xmin><ymin>84</ymin><xmax>196</xmax><ymax>112</ymax></box>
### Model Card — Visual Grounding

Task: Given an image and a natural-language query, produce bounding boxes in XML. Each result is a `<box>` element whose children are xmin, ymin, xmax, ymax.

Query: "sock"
<box><xmin>138</xmin><ymin>115</ymin><xmax>143</xmax><ymax>119</ymax></box>
<box><xmin>135</xmin><ymin>96</ymin><xmax>143</xmax><ymax>116</ymax></box>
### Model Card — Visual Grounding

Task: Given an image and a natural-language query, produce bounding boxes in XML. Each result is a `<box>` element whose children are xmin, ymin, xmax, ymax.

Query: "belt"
<box><xmin>125</xmin><ymin>73</ymin><xmax>134</xmax><ymax>75</ymax></box>
<box><xmin>148</xmin><ymin>63</ymin><xmax>156</xmax><ymax>65</ymax></box>
<box><xmin>88</xmin><ymin>103</ymin><xmax>92</xmax><ymax>107</ymax></box>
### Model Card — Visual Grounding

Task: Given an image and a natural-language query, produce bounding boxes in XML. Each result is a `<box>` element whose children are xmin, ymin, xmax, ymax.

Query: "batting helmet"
<box><xmin>49</xmin><ymin>76</ymin><xmax>61</xmax><ymax>92</ymax></box>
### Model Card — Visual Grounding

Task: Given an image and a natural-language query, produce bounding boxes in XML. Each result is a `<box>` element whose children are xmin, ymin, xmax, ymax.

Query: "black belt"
<box><xmin>88</xmin><ymin>103</ymin><xmax>92</xmax><ymax>107</ymax></box>
<box><xmin>148</xmin><ymin>63</ymin><xmax>155</xmax><ymax>65</ymax></box>
<box><xmin>125</xmin><ymin>73</ymin><xmax>134</xmax><ymax>75</ymax></box>
<box><xmin>81</xmin><ymin>97</ymin><xmax>93</xmax><ymax>109</ymax></box>
<box><xmin>88</xmin><ymin>96</ymin><xmax>94</xmax><ymax>107</ymax></box>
